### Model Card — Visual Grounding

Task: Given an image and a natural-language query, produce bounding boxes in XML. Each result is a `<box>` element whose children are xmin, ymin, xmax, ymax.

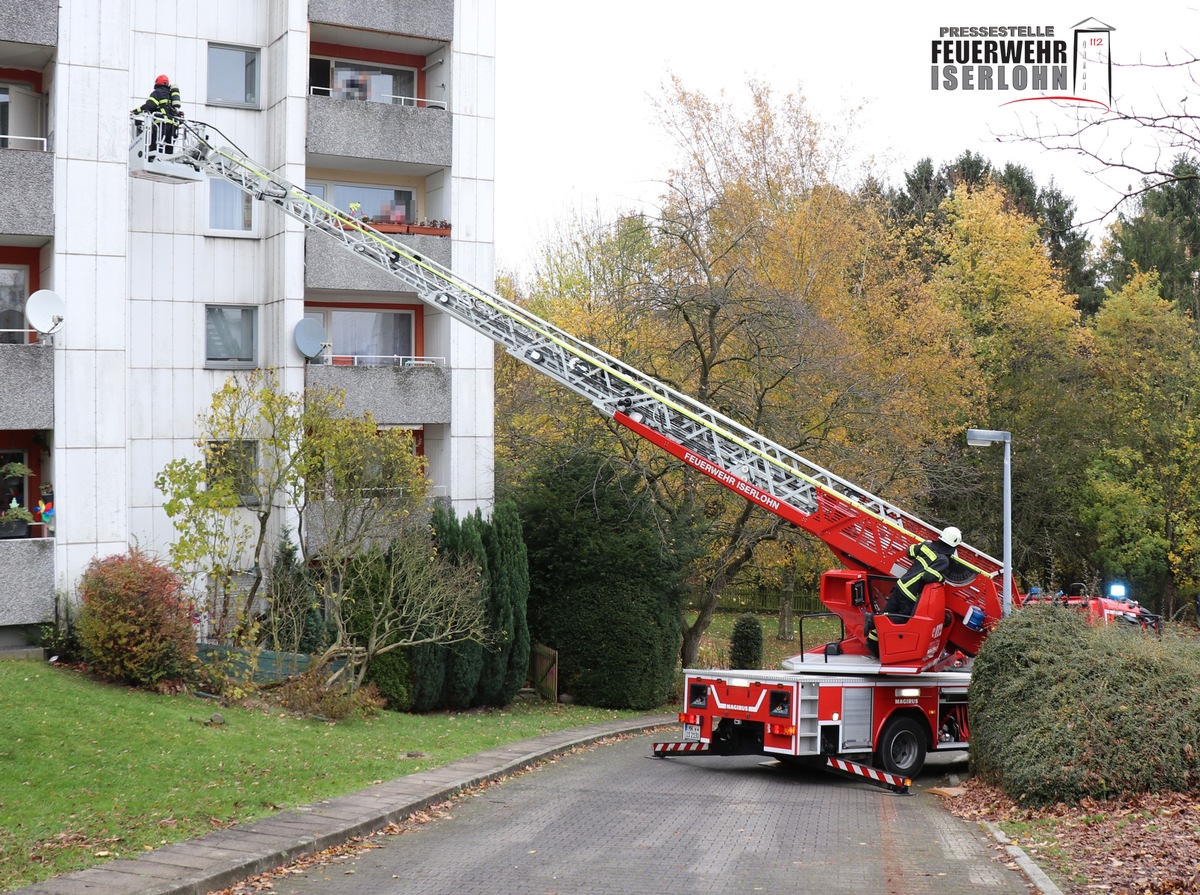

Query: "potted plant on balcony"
<box><xmin>0</xmin><ymin>499</ymin><xmax>34</xmax><ymax>538</ymax></box>
<box><xmin>0</xmin><ymin>460</ymin><xmax>35</xmax><ymax>538</ymax></box>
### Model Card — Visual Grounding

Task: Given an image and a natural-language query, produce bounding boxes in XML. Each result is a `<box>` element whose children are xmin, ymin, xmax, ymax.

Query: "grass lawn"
<box><xmin>0</xmin><ymin>662</ymin><xmax>649</xmax><ymax>891</ymax></box>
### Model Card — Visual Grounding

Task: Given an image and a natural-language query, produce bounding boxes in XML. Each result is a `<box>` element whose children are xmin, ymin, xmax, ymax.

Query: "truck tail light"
<box><xmin>679</xmin><ymin>712</ymin><xmax>701</xmax><ymax>726</ymax></box>
<box><xmin>767</xmin><ymin>723</ymin><xmax>797</xmax><ymax>736</ymax></box>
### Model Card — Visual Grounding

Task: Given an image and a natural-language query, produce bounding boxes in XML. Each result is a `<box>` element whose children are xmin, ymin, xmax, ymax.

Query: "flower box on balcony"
<box><xmin>0</xmin><ymin>518</ymin><xmax>29</xmax><ymax>539</ymax></box>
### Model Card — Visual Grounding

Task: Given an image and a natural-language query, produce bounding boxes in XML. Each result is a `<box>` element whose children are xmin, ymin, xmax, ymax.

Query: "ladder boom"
<box><xmin>131</xmin><ymin>114</ymin><xmax>1009</xmax><ymax>613</ymax></box>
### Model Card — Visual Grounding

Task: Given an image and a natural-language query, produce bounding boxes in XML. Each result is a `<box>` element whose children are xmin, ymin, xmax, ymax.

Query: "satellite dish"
<box><xmin>25</xmin><ymin>290</ymin><xmax>66</xmax><ymax>335</ymax></box>
<box><xmin>294</xmin><ymin>317</ymin><xmax>327</xmax><ymax>359</ymax></box>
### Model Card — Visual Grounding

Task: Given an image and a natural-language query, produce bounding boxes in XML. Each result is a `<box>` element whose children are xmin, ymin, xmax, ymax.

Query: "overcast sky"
<box><xmin>493</xmin><ymin>1</ymin><xmax>1199</xmax><ymax>276</ymax></box>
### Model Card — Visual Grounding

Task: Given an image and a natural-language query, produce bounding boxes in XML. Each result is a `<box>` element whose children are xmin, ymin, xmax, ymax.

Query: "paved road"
<box><xmin>266</xmin><ymin>733</ymin><xmax>1032</xmax><ymax>895</ymax></box>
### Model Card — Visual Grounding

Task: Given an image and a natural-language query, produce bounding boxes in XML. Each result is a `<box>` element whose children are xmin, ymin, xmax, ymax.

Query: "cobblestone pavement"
<box><xmin>265</xmin><ymin>733</ymin><xmax>1035</xmax><ymax>895</ymax></box>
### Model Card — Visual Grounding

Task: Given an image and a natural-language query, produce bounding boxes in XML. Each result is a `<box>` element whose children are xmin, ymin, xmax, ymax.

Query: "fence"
<box><xmin>529</xmin><ymin>643</ymin><xmax>558</xmax><ymax>703</ymax></box>
<box><xmin>685</xmin><ymin>583</ymin><xmax>824</xmax><ymax>615</ymax></box>
<box><xmin>196</xmin><ymin>643</ymin><xmax>344</xmax><ymax>684</ymax></box>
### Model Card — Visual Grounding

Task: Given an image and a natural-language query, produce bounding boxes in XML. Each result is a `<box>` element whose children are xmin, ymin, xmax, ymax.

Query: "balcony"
<box><xmin>0</xmin><ymin>344</ymin><xmax>54</xmax><ymax>429</ymax></box>
<box><xmin>306</xmin><ymin>358</ymin><xmax>451</xmax><ymax>427</ymax></box>
<box><xmin>0</xmin><ymin>535</ymin><xmax>54</xmax><ymax>627</ymax></box>
<box><xmin>309</xmin><ymin>0</ymin><xmax>452</xmax><ymax>42</ymax></box>
<box><xmin>0</xmin><ymin>148</ymin><xmax>53</xmax><ymax>240</ymax></box>
<box><xmin>0</xmin><ymin>0</ymin><xmax>58</xmax><ymax>47</ymax></box>
<box><xmin>307</xmin><ymin>95</ymin><xmax>451</xmax><ymax>171</ymax></box>
<box><xmin>305</xmin><ymin>226</ymin><xmax>451</xmax><ymax>291</ymax></box>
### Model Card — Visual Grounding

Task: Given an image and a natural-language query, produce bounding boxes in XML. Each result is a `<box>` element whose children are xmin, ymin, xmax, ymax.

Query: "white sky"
<box><xmin>493</xmin><ymin>1</ymin><xmax>1200</xmax><ymax>276</ymax></box>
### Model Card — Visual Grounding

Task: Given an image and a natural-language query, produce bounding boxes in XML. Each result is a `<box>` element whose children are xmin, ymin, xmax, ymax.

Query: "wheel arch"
<box><xmin>874</xmin><ymin>706</ymin><xmax>932</xmax><ymax>752</ymax></box>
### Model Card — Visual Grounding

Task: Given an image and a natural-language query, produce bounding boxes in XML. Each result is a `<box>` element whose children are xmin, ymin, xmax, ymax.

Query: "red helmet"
<box><xmin>155</xmin><ymin>74</ymin><xmax>170</xmax><ymax>86</ymax></box>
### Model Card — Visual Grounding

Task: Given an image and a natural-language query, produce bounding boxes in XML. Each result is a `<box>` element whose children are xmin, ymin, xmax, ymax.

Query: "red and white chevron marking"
<box><xmin>825</xmin><ymin>757</ymin><xmax>910</xmax><ymax>792</ymax></box>
<box><xmin>652</xmin><ymin>741</ymin><xmax>712</xmax><ymax>756</ymax></box>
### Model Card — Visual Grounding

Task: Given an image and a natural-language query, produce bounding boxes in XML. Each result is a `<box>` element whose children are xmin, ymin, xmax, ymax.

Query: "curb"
<box><xmin>982</xmin><ymin>821</ymin><xmax>1066</xmax><ymax>895</ymax></box>
<box><xmin>10</xmin><ymin>714</ymin><xmax>675</xmax><ymax>895</ymax></box>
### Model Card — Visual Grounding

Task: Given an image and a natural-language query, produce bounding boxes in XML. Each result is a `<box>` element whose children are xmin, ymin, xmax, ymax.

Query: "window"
<box><xmin>0</xmin><ymin>449</ymin><xmax>28</xmax><ymax>510</ymax></box>
<box><xmin>208</xmin><ymin>44</ymin><xmax>259</xmax><ymax>107</ymax></box>
<box><xmin>309</xmin><ymin>180</ymin><xmax>415</xmax><ymax>225</ymax></box>
<box><xmin>305</xmin><ymin>307</ymin><xmax>415</xmax><ymax>365</ymax></box>
<box><xmin>205</xmin><ymin>305</ymin><xmax>257</xmax><ymax>367</ymax></box>
<box><xmin>0</xmin><ymin>87</ymin><xmax>8</xmax><ymax>149</ymax></box>
<box><xmin>207</xmin><ymin>440</ymin><xmax>259</xmax><ymax>506</ymax></box>
<box><xmin>309</xmin><ymin>58</ymin><xmax>418</xmax><ymax>105</ymax></box>
<box><xmin>209</xmin><ymin>179</ymin><xmax>254</xmax><ymax>233</ymax></box>
<box><xmin>0</xmin><ymin>266</ymin><xmax>28</xmax><ymax>345</ymax></box>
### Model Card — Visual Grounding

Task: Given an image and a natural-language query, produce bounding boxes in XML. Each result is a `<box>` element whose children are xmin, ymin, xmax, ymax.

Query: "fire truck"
<box><xmin>131</xmin><ymin>115</ymin><xmax>1075</xmax><ymax>791</ymax></box>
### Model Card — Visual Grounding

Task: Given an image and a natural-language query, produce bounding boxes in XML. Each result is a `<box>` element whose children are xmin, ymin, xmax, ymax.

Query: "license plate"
<box><xmin>684</xmin><ymin>723</ymin><xmax>701</xmax><ymax>741</ymax></box>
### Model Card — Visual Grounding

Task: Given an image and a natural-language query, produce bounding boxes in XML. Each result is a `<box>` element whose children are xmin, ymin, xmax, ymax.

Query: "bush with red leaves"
<box><xmin>77</xmin><ymin>550</ymin><xmax>197</xmax><ymax>687</ymax></box>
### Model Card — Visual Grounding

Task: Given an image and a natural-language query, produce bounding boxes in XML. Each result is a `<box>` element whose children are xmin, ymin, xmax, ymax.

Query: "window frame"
<box><xmin>307</xmin><ymin>179</ymin><xmax>417</xmax><ymax>226</ymax></box>
<box><xmin>303</xmin><ymin>302</ymin><xmax>422</xmax><ymax>366</ymax></box>
<box><xmin>206</xmin><ymin>178</ymin><xmax>257</xmax><ymax>236</ymax></box>
<box><xmin>204</xmin><ymin>304</ymin><xmax>258</xmax><ymax>369</ymax></box>
<box><xmin>0</xmin><ymin>263</ymin><xmax>29</xmax><ymax>345</ymax></box>
<box><xmin>206</xmin><ymin>439</ymin><xmax>260</xmax><ymax>507</ymax></box>
<box><xmin>207</xmin><ymin>43</ymin><xmax>261</xmax><ymax>109</ymax></box>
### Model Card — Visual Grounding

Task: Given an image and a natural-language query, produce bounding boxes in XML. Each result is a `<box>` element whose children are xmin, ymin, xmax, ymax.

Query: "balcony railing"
<box><xmin>337</xmin><ymin>218</ymin><xmax>451</xmax><ymax>237</ymax></box>
<box><xmin>309</xmin><ymin>86</ymin><xmax>446</xmax><ymax>110</ymax></box>
<box><xmin>0</xmin><ymin>134</ymin><xmax>48</xmax><ymax>151</ymax></box>
<box><xmin>313</xmin><ymin>354</ymin><xmax>447</xmax><ymax>367</ymax></box>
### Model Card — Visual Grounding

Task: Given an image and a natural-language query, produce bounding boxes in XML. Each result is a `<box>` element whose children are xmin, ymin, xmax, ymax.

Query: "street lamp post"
<box><xmin>966</xmin><ymin>428</ymin><xmax>1013</xmax><ymax>617</ymax></box>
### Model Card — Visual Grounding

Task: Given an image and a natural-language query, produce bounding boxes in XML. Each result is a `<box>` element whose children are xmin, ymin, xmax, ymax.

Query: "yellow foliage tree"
<box><xmin>497</xmin><ymin>82</ymin><xmax>985</xmax><ymax>666</ymax></box>
<box><xmin>925</xmin><ymin>182</ymin><xmax>1101</xmax><ymax>584</ymax></box>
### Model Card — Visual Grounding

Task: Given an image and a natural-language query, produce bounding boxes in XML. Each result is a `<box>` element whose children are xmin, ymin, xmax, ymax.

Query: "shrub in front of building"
<box><xmin>76</xmin><ymin>550</ymin><xmax>197</xmax><ymax>688</ymax></box>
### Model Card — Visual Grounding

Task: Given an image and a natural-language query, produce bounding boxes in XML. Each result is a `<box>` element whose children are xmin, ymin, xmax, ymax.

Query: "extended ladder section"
<box><xmin>129</xmin><ymin>114</ymin><xmax>1011</xmax><ymax>619</ymax></box>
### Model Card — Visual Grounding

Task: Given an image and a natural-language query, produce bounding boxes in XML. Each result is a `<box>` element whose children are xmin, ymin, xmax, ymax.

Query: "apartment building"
<box><xmin>0</xmin><ymin>0</ymin><xmax>497</xmax><ymax>648</ymax></box>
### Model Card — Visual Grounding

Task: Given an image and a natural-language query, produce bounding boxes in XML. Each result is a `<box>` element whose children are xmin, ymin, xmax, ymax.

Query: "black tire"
<box><xmin>875</xmin><ymin>716</ymin><xmax>927</xmax><ymax>776</ymax></box>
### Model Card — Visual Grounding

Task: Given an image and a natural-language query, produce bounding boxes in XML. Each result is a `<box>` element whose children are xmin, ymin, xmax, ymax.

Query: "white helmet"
<box><xmin>940</xmin><ymin>526</ymin><xmax>963</xmax><ymax>548</ymax></box>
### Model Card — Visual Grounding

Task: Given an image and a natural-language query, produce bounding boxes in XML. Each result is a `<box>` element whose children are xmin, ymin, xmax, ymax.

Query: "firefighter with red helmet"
<box><xmin>136</xmin><ymin>74</ymin><xmax>183</xmax><ymax>154</ymax></box>
<box><xmin>866</xmin><ymin>526</ymin><xmax>962</xmax><ymax>657</ymax></box>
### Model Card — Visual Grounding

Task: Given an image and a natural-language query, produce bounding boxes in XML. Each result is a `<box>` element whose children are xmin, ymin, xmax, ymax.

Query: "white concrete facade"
<box><xmin>1</xmin><ymin>0</ymin><xmax>496</xmax><ymax>608</ymax></box>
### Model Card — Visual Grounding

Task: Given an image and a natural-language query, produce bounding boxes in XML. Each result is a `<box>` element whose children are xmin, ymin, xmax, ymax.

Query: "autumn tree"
<box><xmin>1082</xmin><ymin>271</ymin><xmax>1200</xmax><ymax>617</ymax></box>
<box><xmin>497</xmin><ymin>81</ymin><xmax>981</xmax><ymax>667</ymax></box>
<box><xmin>923</xmin><ymin>183</ymin><xmax>1101</xmax><ymax>588</ymax></box>
<box><xmin>155</xmin><ymin>369</ymin><xmax>307</xmax><ymax>642</ymax></box>
<box><xmin>155</xmin><ymin>372</ymin><xmax>486</xmax><ymax>686</ymax></box>
<box><xmin>891</xmin><ymin>155</ymin><xmax>1098</xmax><ymax>309</ymax></box>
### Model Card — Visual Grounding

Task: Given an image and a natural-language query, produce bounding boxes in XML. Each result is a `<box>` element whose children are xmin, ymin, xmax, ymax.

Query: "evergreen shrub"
<box><xmin>544</xmin><ymin>577</ymin><xmax>679</xmax><ymax>709</ymax></box>
<box><xmin>77</xmin><ymin>550</ymin><xmax>197</xmax><ymax>687</ymax></box>
<box><xmin>363</xmin><ymin>649</ymin><xmax>412</xmax><ymax>711</ymax></box>
<box><xmin>518</xmin><ymin>450</ymin><xmax>683</xmax><ymax>710</ymax></box>
<box><xmin>729</xmin><ymin>612</ymin><xmax>763</xmax><ymax>669</ymax></box>
<box><xmin>970</xmin><ymin>604</ymin><xmax>1200</xmax><ymax>805</ymax></box>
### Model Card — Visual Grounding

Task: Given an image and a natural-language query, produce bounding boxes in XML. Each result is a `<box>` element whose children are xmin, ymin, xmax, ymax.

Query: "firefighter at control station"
<box><xmin>866</xmin><ymin>526</ymin><xmax>962</xmax><ymax>657</ymax></box>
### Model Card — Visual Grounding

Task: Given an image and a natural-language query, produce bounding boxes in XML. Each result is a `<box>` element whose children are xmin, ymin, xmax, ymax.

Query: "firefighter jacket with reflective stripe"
<box><xmin>895</xmin><ymin>540</ymin><xmax>953</xmax><ymax>603</ymax></box>
<box><xmin>140</xmin><ymin>84</ymin><xmax>179</xmax><ymax>119</ymax></box>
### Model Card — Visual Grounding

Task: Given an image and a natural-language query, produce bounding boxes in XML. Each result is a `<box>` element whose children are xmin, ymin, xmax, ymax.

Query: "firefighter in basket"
<box><xmin>135</xmin><ymin>74</ymin><xmax>184</xmax><ymax>155</ymax></box>
<box><xmin>866</xmin><ymin>526</ymin><xmax>962</xmax><ymax>657</ymax></box>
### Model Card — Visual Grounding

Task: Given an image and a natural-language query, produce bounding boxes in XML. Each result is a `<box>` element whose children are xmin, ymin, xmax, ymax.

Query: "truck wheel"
<box><xmin>875</xmin><ymin>717</ymin><xmax>926</xmax><ymax>776</ymax></box>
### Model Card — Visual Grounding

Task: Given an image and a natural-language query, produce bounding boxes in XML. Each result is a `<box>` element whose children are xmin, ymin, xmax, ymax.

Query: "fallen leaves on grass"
<box><xmin>946</xmin><ymin>780</ymin><xmax>1200</xmax><ymax>894</ymax></box>
<box><xmin>27</xmin><ymin>830</ymin><xmax>123</xmax><ymax>865</ymax></box>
